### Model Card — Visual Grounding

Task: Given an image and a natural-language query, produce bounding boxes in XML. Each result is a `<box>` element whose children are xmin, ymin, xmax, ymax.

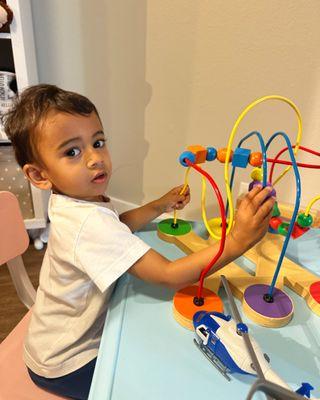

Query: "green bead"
<box><xmin>278</xmin><ymin>222</ymin><xmax>289</xmax><ymax>236</ymax></box>
<box><xmin>297</xmin><ymin>213</ymin><xmax>313</xmax><ymax>228</ymax></box>
<box><xmin>272</xmin><ymin>202</ymin><xmax>281</xmax><ymax>217</ymax></box>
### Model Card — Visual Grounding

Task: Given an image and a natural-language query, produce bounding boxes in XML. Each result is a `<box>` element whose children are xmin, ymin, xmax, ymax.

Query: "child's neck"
<box><xmin>52</xmin><ymin>190</ymin><xmax>109</xmax><ymax>203</ymax></box>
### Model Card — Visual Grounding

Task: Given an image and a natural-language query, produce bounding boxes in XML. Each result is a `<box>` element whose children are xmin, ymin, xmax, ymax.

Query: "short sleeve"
<box><xmin>74</xmin><ymin>207</ymin><xmax>150</xmax><ymax>292</ymax></box>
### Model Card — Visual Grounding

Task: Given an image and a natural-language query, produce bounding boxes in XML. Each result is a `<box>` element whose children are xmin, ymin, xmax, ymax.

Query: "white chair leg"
<box><xmin>6</xmin><ymin>256</ymin><xmax>36</xmax><ymax>309</ymax></box>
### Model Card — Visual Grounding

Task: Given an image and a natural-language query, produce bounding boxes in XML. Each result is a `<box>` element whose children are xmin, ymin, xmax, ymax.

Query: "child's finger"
<box><xmin>251</xmin><ymin>186</ymin><xmax>274</xmax><ymax>212</ymax></box>
<box><xmin>178</xmin><ymin>184</ymin><xmax>189</xmax><ymax>195</ymax></box>
<box><xmin>176</xmin><ymin>193</ymin><xmax>187</xmax><ymax>203</ymax></box>
<box><xmin>255</xmin><ymin>197</ymin><xmax>275</xmax><ymax>220</ymax></box>
<box><xmin>245</xmin><ymin>184</ymin><xmax>263</xmax><ymax>201</ymax></box>
<box><xmin>239</xmin><ymin>185</ymin><xmax>262</xmax><ymax>210</ymax></box>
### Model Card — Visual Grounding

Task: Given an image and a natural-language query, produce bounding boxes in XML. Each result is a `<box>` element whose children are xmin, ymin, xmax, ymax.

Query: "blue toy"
<box><xmin>193</xmin><ymin>275</ymin><xmax>317</xmax><ymax>399</ymax></box>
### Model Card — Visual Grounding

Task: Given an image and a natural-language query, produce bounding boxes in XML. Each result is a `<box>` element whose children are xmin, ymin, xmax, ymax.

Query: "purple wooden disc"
<box><xmin>244</xmin><ymin>284</ymin><xmax>293</xmax><ymax>318</ymax></box>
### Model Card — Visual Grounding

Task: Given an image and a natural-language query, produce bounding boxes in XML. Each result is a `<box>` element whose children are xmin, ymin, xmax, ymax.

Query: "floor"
<box><xmin>0</xmin><ymin>244</ymin><xmax>44</xmax><ymax>342</ymax></box>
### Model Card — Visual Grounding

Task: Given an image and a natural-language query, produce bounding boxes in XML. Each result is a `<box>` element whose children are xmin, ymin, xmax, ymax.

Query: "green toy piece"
<box><xmin>157</xmin><ymin>218</ymin><xmax>192</xmax><ymax>236</ymax></box>
<box><xmin>278</xmin><ymin>222</ymin><xmax>289</xmax><ymax>236</ymax></box>
<box><xmin>297</xmin><ymin>213</ymin><xmax>313</xmax><ymax>228</ymax></box>
<box><xmin>272</xmin><ymin>202</ymin><xmax>281</xmax><ymax>218</ymax></box>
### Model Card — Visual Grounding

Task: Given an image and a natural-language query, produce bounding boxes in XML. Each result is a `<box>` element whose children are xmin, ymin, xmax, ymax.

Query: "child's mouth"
<box><xmin>92</xmin><ymin>172</ymin><xmax>107</xmax><ymax>184</ymax></box>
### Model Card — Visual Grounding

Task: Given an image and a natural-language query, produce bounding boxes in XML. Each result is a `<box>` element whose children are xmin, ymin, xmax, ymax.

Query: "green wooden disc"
<box><xmin>157</xmin><ymin>218</ymin><xmax>192</xmax><ymax>236</ymax></box>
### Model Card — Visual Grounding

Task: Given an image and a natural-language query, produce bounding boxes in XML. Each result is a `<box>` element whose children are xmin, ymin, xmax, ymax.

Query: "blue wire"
<box><xmin>265</xmin><ymin>131</ymin><xmax>301</xmax><ymax>297</ymax></box>
<box><xmin>226</xmin><ymin>131</ymin><xmax>268</xmax><ymax>217</ymax></box>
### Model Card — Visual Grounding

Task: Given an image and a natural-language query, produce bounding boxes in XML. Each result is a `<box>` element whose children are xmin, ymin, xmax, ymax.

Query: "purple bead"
<box><xmin>266</xmin><ymin>182</ymin><xmax>276</xmax><ymax>197</ymax></box>
<box><xmin>248</xmin><ymin>181</ymin><xmax>276</xmax><ymax>199</ymax></box>
<box><xmin>248</xmin><ymin>180</ymin><xmax>260</xmax><ymax>191</ymax></box>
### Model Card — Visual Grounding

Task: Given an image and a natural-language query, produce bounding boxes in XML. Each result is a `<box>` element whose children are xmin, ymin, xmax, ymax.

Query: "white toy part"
<box><xmin>210</xmin><ymin>314</ymin><xmax>291</xmax><ymax>390</ymax></box>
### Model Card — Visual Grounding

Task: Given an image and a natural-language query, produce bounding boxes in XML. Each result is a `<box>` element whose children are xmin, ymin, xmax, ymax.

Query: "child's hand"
<box><xmin>231</xmin><ymin>185</ymin><xmax>275</xmax><ymax>252</ymax></box>
<box><xmin>156</xmin><ymin>185</ymin><xmax>191</xmax><ymax>214</ymax></box>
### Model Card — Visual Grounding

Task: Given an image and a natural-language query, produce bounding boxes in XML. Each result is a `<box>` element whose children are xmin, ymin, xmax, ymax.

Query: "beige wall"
<box><xmin>31</xmin><ymin>1</ymin><xmax>320</xmax><ymax>219</ymax></box>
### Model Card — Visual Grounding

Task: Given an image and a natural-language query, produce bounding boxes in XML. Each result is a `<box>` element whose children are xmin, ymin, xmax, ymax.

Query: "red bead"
<box><xmin>249</xmin><ymin>152</ymin><xmax>263</xmax><ymax>167</ymax></box>
<box><xmin>269</xmin><ymin>217</ymin><xmax>282</xmax><ymax>230</ymax></box>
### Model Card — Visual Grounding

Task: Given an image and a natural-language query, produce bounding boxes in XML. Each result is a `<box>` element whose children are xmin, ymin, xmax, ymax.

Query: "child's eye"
<box><xmin>65</xmin><ymin>147</ymin><xmax>81</xmax><ymax>157</ymax></box>
<box><xmin>93</xmin><ymin>139</ymin><xmax>105</xmax><ymax>148</ymax></box>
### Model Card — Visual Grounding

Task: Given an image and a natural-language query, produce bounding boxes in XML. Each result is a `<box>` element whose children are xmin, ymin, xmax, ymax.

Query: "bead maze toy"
<box><xmin>157</xmin><ymin>95</ymin><xmax>320</xmax><ymax>329</ymax></box>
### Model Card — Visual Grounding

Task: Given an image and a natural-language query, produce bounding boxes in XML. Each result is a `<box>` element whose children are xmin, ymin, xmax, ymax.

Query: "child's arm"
<box><xmin>119</xmin><ymin>185</ymin><xmax>190</xmax><ymax>232</ymax></box>
<box><xmin>128</xmin><ymin>185</ymin><xmax>275</xmax><ymax>289</ymax></box>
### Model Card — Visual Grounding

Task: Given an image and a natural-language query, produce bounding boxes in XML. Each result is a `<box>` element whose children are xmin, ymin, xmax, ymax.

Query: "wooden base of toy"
<box><xmin>158</xmin><ymin>212</ymin><xmax>320</xmax><ymax>327</ymax></box>
<box><xmin>173</xmin><ymin>285</ymin><xmax>223</xmax><ymax>330</ymax></box>
<box><xmin>242</xmin><ymin>284</ymin><xmax>294</xmax><ymax>328</ymax></box>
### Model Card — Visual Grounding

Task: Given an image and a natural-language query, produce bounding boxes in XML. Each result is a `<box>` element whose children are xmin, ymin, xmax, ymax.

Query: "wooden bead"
<box><xmin>250</xmin><ymin>167</ymin><xmax>263</xmax><ymax>181</ymax></box>
<box><xmin>206</xmin><ymin>147</ymin><xmax>217</xmax><ymax>161</ymax></box>
<box><xmin>291</xmin><ymin>222</ymin><xmax>309</xmax><ymax>239</ymax></box>
<box><xmin>297</xmin><ymin>213</ymin><xmax>313</xmax><ymax>228</ymax></box>
<box><xmin>217</xmin><ymin>148</ymin><xmax>233</xmax><ymax>163</ymax></box>
<box><xmin>278</xmin><ymin>222</ymin><xmax>289</xmax><ymax>236</ymax></box>
<box><xmin>187</xmin><ymin>145</ymin><xmax>207</xmax><ymax>164</ymax></box>
<box><xmin>249</xmin><ymin>152</ymin><xmax>263</xmax><ymax>167</ymax></box>
<box><xmin>272</xmin><ymin>201</ymin><xmax>281</xmax><ymax>217</ymax></box>
<box><xmin>269</xmin><ymin>217</ymin><xmax>282</xmax><ymax>230</ymax></box>
<box><xmin>248</xmin><ymin>180</ymin><xmax>260</xmax><ymax>191</ymax></box>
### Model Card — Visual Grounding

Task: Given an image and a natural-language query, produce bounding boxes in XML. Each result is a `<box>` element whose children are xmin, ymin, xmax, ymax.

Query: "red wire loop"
<box><xmin>268</xmin><ymin>145</ymin><xmax>320</xmax><ymax>184</ymax></box>
<box><xmin>185</xmin><ymin>159</ymin><xmax>227</xmax><ymax>301</ymax></box>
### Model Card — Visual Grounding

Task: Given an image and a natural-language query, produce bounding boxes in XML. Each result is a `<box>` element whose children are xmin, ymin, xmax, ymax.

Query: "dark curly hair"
<box><xmin>1</xmin><ymin>84</ymin><xmax>99</xmax><ymax>167</ymax></box>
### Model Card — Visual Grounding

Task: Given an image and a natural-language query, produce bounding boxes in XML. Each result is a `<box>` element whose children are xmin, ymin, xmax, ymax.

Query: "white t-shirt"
<box><xmin>23</xmin><ymin>193</ymin><xmax>150</xmax><ymax>378</ymax></box>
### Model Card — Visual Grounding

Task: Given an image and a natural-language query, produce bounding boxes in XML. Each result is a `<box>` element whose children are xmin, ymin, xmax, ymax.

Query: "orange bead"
<box><xmin>249</xmin><ymin>152</ymin><xmax>263</xmax><ymax>167</ymax></box>
<box><xmin>217</xmin><ymin>148</ymin><xmax>233</xmax><ymax>163</ymax></box>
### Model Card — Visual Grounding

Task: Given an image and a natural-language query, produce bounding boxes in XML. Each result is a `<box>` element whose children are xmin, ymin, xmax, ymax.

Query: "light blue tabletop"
<box><xmin>89</xmin><ymin>223</ymin><xmax>320</xmax><ymax>400</ymax></box>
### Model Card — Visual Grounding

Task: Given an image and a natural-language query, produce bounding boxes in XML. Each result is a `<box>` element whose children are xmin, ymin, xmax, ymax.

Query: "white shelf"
<box><xmin>0</xmin><ymin>127</ymin><xmax>9</xmax><ymax>142</ymax></box>
<box><xmin>0</xmin><ymin>32</ymin><xmax>11</xmax><ymax>39</ymax></box>
<box><xmin>0</xmin><ymin>0</ymin><xmax>49</xmax><ymax>231</ymax></box>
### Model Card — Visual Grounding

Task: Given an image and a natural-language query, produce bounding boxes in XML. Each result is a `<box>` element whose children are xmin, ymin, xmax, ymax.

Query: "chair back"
<box><xmin>0</xmin><ymin>191</ymin><xmax>36</xmax><ymax>309</ymax></box>
<box><xmin>0</xmin><ymin>191</ymin><xmax>29</xmax><ymax>265</ymax></box>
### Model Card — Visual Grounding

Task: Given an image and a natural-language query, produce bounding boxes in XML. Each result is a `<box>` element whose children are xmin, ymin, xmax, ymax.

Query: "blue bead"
<box><xmin>206</xmin><ymin>147</ymin><xmax>217</xmax><ymax>161</ymax></box>
<box><xmin>179</xmin><ymin>151</ymin><xmax>196</xmax><ymax>167</ymax></box>
<box><xmin>232</xmin><ymin>147</ymin><xmax>250</xmax><ymax>169</ymax></box>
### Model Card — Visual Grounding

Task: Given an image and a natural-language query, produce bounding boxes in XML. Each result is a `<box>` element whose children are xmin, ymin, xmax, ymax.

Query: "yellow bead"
<box><xmin>251</xmin><ymin>167</ymin><xmax>263</xmax><ymax>181</ymax></box>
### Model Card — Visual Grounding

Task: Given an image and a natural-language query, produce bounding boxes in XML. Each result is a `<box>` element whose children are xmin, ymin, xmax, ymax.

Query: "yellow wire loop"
<box><xmin>201</xmin><ymin>176</ymin><xmax>221</xmax><ymax>240</ymax></box>
<box><xmin>173</xmin><ymin>167</ymin><xmax>191</xmax><ymax>225</ymax></box>
<box><xmin>305</xmin><ymin>195</ymin><xmax>320</xmax><ymax>216</ymax></box>
<box><xmin>224</xmin><ymin>95</ymin><xmax>302</xmax><ymax>238</ymax></box>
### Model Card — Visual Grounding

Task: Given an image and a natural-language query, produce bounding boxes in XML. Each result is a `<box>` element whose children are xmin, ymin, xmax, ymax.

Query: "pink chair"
<box><xmin>0</xmin><ymin>191</ymin><xmax>65</xmax><ymax>399</ymax></box>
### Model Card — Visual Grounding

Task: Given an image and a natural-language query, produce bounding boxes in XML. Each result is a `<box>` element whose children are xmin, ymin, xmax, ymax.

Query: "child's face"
<box><xmin>33</xmin><ymin>111</ymin><xmax>112</xmax><ymax>202</ymax></box>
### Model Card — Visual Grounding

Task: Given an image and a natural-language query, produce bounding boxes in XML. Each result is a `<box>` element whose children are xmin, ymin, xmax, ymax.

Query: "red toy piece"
<box><xmin>310</xmin><ymin>281</ymin><xmax>320</xmax><ymax>304</ymax></box>
<box><xmin>291</xmin><ymin>222</ymin><xmax>310</xmax><ymax>239</ymax></box>
<box><xmin>269</xmin><ymin>217</ymin><xmax>282</xmax><ymax>231</ymax></box>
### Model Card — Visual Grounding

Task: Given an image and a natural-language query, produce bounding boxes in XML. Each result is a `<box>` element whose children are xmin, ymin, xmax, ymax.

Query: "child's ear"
<box><xmin>22</xmin><ymin>164</ymin><xmax>52</xmax><ymax>190</ymax></box>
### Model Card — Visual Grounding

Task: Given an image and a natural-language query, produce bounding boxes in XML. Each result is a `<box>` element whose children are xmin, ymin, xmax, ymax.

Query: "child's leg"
<box><xmin>27</xmin><ymin>358</ymin><xmax>96</xmax><ymax>400</ymax></box>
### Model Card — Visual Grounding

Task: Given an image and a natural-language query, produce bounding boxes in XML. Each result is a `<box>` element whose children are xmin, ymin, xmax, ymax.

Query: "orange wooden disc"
<box><xmin>173</xmin><ymin>285</ymin><xmax>223</xmax><ymax>321</ymax></box>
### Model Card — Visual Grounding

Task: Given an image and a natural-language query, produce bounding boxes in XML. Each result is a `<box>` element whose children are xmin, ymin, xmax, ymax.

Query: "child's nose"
<box><xmin>86</xmin><ymin>150</ymin><xmax>104</xmax><ymax>169</ymax></box>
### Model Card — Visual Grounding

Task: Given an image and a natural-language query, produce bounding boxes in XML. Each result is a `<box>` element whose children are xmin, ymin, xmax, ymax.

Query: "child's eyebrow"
<box><xmin>57</xmin><ymin>130</ymin><xmax>104</xmax><ymax>151</ymax></box>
